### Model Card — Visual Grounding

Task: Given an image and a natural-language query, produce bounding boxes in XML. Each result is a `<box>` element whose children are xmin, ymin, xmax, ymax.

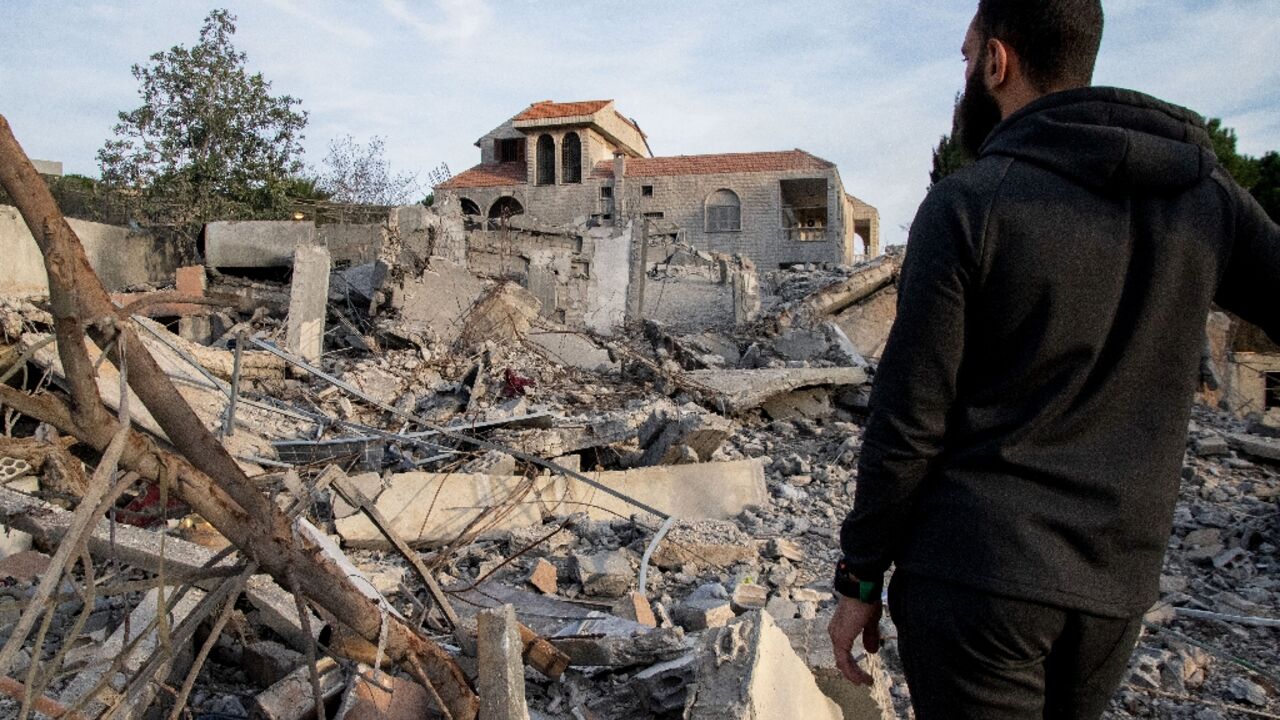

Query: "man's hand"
<box><xmin>827</xmin><ymin>594</ymin><xmax>882</xmax><ymax>686</ymax></box>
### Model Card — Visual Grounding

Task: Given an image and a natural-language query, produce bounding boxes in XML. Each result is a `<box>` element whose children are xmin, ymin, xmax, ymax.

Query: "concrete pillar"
<box><xmin>175</xmin><ymin>265</ymin><xmax>212</xmax><ymax>343</ymax></box>
<box><xmin>285</xmin><ymin>244</ymin><xmax>331</xmax><ymax>364</ymax></box>
<box><xmin>477</xmin><ymin>604</ymin><xmax>530</xmax><ymax>720</ymax></box>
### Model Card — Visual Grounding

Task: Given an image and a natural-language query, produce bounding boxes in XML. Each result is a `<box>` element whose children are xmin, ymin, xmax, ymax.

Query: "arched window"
<box><xmin>561</xmin><ymin>132</ymin><xmax>582</xmax><ymax>184</ymax></box>
<box><xmin>488</xmin><ymin>196</ymin><xmax>525</xmax><ymax>228</ymax></box>
<box><xmin>536</xmin><ymin>134</ymin><xmax>555</xmax><ymax>186</ymax></box>
<box><xmin>705</xmin><ymin>189</ymin><xmax>741</xmax><ymax>232</ymax></box>
<box><xmin>459</xmin><ymin>198</ymin><xmax>481</xmax><ymax>216</ymax></box>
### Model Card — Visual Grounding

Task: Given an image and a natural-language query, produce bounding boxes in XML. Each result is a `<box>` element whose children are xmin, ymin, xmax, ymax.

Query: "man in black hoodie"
<box><xmin>827</xmin><ymin>1</ymin><xmax>1280</xmax><ymax>718</ymax></box>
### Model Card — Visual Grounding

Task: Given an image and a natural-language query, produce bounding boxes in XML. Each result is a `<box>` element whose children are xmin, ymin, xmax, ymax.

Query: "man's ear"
<box><xmin>985</xmin><ymin>37</ymin><xmax>1010</xmax><ymax>87</ymax></box>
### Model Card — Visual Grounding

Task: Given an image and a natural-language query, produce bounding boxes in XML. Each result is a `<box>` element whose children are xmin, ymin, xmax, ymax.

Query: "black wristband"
<box><xmin>834</xmin><ymin>558</ymin><xmax>883</xmax><ymax>603</ymax></box>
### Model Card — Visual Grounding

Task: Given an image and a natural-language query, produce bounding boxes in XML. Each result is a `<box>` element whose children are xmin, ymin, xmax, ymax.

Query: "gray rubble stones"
<box><xmin>1192</xmin><ymin>434</ymin><xmax>1231</xmax><ymax>457</ymax></box>
<box><xmin>764</xmin><ymin>537</ymin><xmax>804</xmax><ymax>562</ymax></box>
<box><xmin>633</xmin><ymin>653</ymin><xmax>698</xmax><ymax>714</ymax></box>
<box><xmin>574</xmin><ymin>549</ymin><xmax>634</xmax><ymax>597</ymax></box>
<box><xmin>673</xmin><ymin>598</ymin><xmax>736</xmax><ymax>630</ymax></box>
<box><xmin>731</xmin><ymin>583</ymin><xmax>769</xmax><ymax>613</ymax></box>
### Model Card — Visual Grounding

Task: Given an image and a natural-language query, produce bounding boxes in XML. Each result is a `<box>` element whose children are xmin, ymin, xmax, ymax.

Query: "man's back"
<box><xmin>841</xmin><ymin>86</ymin><xmax>1280</xmax><ymax>616</ymax></box>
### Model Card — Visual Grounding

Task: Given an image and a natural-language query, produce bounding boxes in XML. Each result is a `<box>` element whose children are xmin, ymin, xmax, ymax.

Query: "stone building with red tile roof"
<box><xmin>437</xmin><ymin>100</ymin><xmax>879</xmax><ymax>268</ymax></box>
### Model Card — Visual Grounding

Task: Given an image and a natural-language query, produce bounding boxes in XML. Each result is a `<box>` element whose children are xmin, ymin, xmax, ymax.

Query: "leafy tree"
<box><xmin>929</xmin><ymin>94</ymin><xmax>974</xmax><ymax>188</ymax></box>
<box><xmin>1205</xmin><ymin>118</ymin><xmax>1261</xmax><ymax>190</ymax></box>
<box><xmin>97</xmin><ymin>9</ymin><xmax>308</xmax><ymax>223</ymax></box>
<box><xmin>1252</xmin><ymin>151</ymin><xmax>1280</xmax><ymax>222</ymax></box>
<box><xmin>317</xmin><ymin>135</ymin><xmax>420</xmax><ymax>206</ymax></box>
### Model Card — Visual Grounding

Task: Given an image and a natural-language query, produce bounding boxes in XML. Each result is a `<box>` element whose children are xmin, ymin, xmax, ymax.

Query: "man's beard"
<box><xmin>957</xmin><ymin>60</ymin><xmax>1002</xmax><ymax>157</ymax></box>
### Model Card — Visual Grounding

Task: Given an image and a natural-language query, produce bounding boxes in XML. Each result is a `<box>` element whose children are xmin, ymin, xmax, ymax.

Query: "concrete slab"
<box><xmin>525</xmin><ymin>329</ymin><xmax>618</xmax><ymax>372</ymax></box>
<box><xmin>393</xmin><ymin>258</ymin><xmax>486</xmax><ymax>345</ymax></box>
<box><xmin>204</xmin><ymin>220</ymin><xmax>317</xmax><ymax>268</ymax></box>
<box><xmin>1</xmin><ymin>205</ymin><xmax>180</xmax><ymax>297</ymax></box>
<box><xmin>284</xmin><ymin>244</ymin><xmax>331</xmax><ymax>363</ymax></box>
<box><xmin>685</xmin><ymin>610</ymin><xmax>842</xmax><ymax>720</ymax></box>
<box><xmin>685</xmin><ymin>367</ymin><xmax>867</xmax><ymax>414</ymax></box>
<box><xmin>459</xmin><ymin>282</ymin><xmax>542</xmax><ymax>349</ymax></box>
<box><xmin>334</xmin><ymin>460</ymin><xmax>768</xmax><ymax>549</ymax></box>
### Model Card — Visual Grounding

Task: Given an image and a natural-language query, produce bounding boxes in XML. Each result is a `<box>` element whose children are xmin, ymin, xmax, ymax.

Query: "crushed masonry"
<box><xmin>0</xmin><ymin>122</ymin><xmax>1275</xmax><ymax>720</ymax></box>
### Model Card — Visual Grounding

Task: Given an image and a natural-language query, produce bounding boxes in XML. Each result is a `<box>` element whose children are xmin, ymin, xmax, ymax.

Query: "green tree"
<box><xmin>1205</xmin><ymin>118</ymin><xmax>1261</xmax><ymax>190</ymax></box>
<box><xmin>930</xmin><ymin>94</ymin><xmax>974</xmax><ymax>188</ymax></box>
<box><xmin>1251</xmin><ymin>151</ymin><xmax>1280</xmax><ymax>222</ymax></box>
<box><xmin>97</xmin><ymin>9</ymin><xmax>308</xmax><ymax>224</ymax></box>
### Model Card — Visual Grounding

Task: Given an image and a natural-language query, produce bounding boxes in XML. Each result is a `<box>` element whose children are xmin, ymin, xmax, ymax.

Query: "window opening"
<box><xmin>561</xmin><ymin>132</ymin><xmax>582</xmax><ymax>184</ymax></box>
<box><xmin>536</xmin><ymin>134</ymin><xmax>555</xmax><ymax>185</ymax></box>
<box><xmin>705</xmin><ymin>189</ymin><xmax>741</xmax><ymax>232</ymax></box>
<box><xmin>642</xmin><ymin>185</ymin><xmax>654</xmax><ymax>197</ymax></box>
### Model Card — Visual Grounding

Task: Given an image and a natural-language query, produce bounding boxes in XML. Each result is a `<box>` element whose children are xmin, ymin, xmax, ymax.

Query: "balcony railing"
<box><xmin>786</xmin><ymin>227</ymin><xmax>827</xmax><ymax>242</ymax></box>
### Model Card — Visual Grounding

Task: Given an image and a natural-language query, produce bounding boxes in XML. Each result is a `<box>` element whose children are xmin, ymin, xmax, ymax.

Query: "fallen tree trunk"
<box><xmin>0</xmin><ymin>115</ymin><xmax>479</xmax><ymax>718</ymax></box>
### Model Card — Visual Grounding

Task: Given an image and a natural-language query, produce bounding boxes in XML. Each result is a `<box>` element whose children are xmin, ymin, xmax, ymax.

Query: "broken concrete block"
<box><xmin>552</xmin><ymin>626</ymin><xmax>689</xmax><ymax>668</ymax></box>
<box><xmin>334</xmin><ymin>471</ymin><xmax>547</xmax><ymax>548</ymax></box>
<box><xmin>392</xmin><ymin>258</ymin><xmax>486</xmax><ymax>346</ymax></box>
<box><xmin>561</xmin><ymin>460</ymin><xmax>769</xmax><ymax>523</ymax></box>
<box><xmin>731</xmin><ymin>583</ymin><xmax>769</xmax><ymax>613</ymax></box>
<box><xmin>764</xmin><ymin>537</ymin><xmax>804</xmax><ymax>562</ymax></box>
<box><xmin>478</xmin><ymin>604</ymin><xmax>531</xmax><ymax>720</ymax></box>
<box><xmin>204</xmin><ymin>220</ymin><xmax>317</xmax><ymax>268</ymax></box>
<box><xmin>1227</xmin><ymin>433</ymin><xmax>1280</xmax><ymax>462</ymax></box>
<box><xmin>633</xmin><ymin>653</ymin><xmax>698</xmax><ymax>715</ymax></box>
<box><xmin>459</xmin><ymin>282</ymin><xmax>542</xmax><ymax>348</ymax></box>
<box><xmin>526</xmin><ymin>329</ymin><xmax>619</xmax><ymax>372</ymax></box>
<box><xmin>574</xmin><ymin>549</ymin><xmax>634</xmax><ymax>597</ymax></box>
<box><xmin>59</xmin><ymin>586</ymin><xmax>206</xmax><ymax>718</ymax></box>
<box><xmin>686</xmin><ymin>610</ymin><xmax>842</xmax><ymax>720</ymax></box>
<box><xmin>772</xmin><ymin>328</ymin><xmax>830</xmax><ymax>362</ymax></box>
<box><xmin>1193</xmin><ymin>434</ymin><xmax>1230</xmax><ymax>457</ymax></box>
<box><xmin>528</xmin><ymin>557</ymin><xmax>558</xmax><ymax>595</ymax></box>
<box><xmin>284</xmin><ymin>243</ymin><xmax>331</xmax><ymax>364</ymax></box>
<box><xmin>684</xmin><ymin>367</ymin><xmax>867</xmax><ymax>415</ymax></box>
<box><xmin>612</xmin><ymin>591</ymin><xmax>657</xmax><ymax>628</ymax></box>
<box><xmin>244</xmin><ymin>640</ymin><xmax>304</xmax><ymax>687</ymax></box>
<box><xmin>251</xmin><ymin>657</ymin><xmax>346</xmax><ymax>720</ymax></box>
<box><xmin>761</xmin><ymin>387</ymin><xmax>834</xmax><ymax>420</ymax></box>
<box><xmin>776</xmin><ymin>609</ymin><xmax>891</xmax><ymax>719</ymax></box>
<box><xmin>650</xmin><ymin>520</ymin><xmax>757</xmax><ymax>570</ymax></box>
<box><xmin>765</xmin><ymin>596</ymin><xmax>799</xmax><ymax>621</ymax></box>
<box><xmin>674</xmin><ymin>598</ymin><xmax>736</xmax><ymax>630</ymax></box>
<box><xmin>638</xmin><ymin>408</ymin><xmax>734</xmax><ymax>466</ymax></box>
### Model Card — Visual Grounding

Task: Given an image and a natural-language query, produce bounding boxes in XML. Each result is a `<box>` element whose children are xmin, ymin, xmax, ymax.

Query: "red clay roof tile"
<box><xmin>437</xmin><ymin>162</ymin><xmax>527</xmax><ymax>189</ymax></box>
<box><xmin>514</xmin><ymin>100</ymin><xmax>612</xmax><ymax>121</ymax></box>
<box><xmin>591</xmin><ymin>150</ymin><xmax>833</xmax><ymax>179</ymax></box>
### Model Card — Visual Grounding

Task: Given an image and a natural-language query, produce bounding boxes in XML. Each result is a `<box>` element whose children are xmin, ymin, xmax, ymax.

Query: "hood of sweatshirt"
<box><xmin>981</xmin><ymin>87</ymin><xmax>1218</xmax><ymax>194</ymax></box>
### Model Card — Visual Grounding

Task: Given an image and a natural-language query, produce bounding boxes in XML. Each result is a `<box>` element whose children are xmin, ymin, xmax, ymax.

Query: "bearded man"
<box><xmin>828</xmin><ymin>1</ymin><xmax>1280</xmax><ymax>718</ymax></box>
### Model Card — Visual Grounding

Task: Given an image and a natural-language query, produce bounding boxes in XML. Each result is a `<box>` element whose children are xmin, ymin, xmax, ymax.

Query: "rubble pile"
<box><xmin>0</xmin><ymin>182</ymin><xmax>1276</xmax><ymax>720</ymax></box>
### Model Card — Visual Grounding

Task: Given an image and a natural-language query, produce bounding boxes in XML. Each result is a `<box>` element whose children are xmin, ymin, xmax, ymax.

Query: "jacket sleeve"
<box><xmin>839</xmin><ymin>181</ymin><xmax>982</xmax><ymax>581</ymax></box>
<box><xmin>1214</xmin><ymin>175</ymin><xmax>1280</xmax><ymax>344</ymax></box>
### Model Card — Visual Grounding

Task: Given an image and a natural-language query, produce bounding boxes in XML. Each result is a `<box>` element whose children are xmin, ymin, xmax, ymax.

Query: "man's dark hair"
<box><xmin>976</xmin><ymin>0</ymin><xmax>1104</xmax><ymax>91</ymax></box>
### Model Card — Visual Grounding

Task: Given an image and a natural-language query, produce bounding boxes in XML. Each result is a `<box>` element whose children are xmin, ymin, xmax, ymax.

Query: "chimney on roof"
<box><xmin>613</xmin><ymin>152</ymin><xmax>626</xmax><ymax>221</ymax></box>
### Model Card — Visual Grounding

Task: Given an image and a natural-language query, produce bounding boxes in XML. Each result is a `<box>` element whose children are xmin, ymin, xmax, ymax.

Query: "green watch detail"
<box><xmin>834</xmin><ymin>558</ymin><xmax>883</xmax><ymax>603</ymax></box>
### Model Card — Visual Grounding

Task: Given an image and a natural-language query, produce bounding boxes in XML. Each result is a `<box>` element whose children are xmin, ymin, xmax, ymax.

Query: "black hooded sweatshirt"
<box><xmin>840</xmin><ymin>87</ymin><xmax>1280</xmax><ymax>617</ymax></box>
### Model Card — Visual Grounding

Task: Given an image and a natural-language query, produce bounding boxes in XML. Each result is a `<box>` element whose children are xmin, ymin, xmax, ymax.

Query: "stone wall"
<box><xmin>0</xmin><ymin>205</ymin><xmax>181</xmax><ymax>296</ymax></box>
<box><xmin>443</xmin><ymin>165</ymin><xmax>858</xmax><ymax>271</ymax></box>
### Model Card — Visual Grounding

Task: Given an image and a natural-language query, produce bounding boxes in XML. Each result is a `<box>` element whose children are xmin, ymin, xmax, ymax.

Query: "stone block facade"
<box><xmin>438</xmin><ymin>100</ymin><xmax>880</xmax><ymax>271</ymax></box>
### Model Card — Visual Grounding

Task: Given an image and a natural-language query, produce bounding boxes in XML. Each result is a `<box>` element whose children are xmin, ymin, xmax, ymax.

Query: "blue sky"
<box><xmin>3</xmin><ymin>1</ymin><xmax>1278</xmax><ymax>245</ymax></box>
